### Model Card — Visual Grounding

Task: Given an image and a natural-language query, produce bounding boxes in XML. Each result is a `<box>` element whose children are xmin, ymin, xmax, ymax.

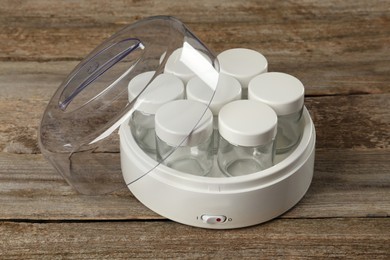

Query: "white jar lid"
<box><xmin>155</xmin><ymin>100</ymin><xmax>213</xmax><ymax>147</ymax></box>
<box><xmin>186</xmin><ymin>74</ymin><xmax>242</xmax><ymax>116</ymax></box>
<box><xmin>217</xmin><ymin>48</ymin><xmax>268</xmax><ymax>88</ymax></box>
<box><xmin>163</xmin><ymin>48</ymin><xmax>195</xmax><ymax>84</ymax></box>
<box><xmin>219</xmin><ymin>100</ymin><xmax>277</xmax><ymax>147</ymax></box>
<box><xmin>248</xmin><ymin>72</ymin><xmax>305</xmax><ymax>116</ymax></box>
<box><xmin>128</xmin><ymin>72</ymin><xmax>185</xmax><ymax>115</ymax></box>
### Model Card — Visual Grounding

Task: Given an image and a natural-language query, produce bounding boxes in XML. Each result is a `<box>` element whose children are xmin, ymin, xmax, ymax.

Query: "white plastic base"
<box><xmin>119</xmin><ymin>108</ymin><xmax>315</xmax><ymax>229</ymax></box>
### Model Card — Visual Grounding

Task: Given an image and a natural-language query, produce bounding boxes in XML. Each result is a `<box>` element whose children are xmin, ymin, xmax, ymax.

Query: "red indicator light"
<box><xmin>216</xmin><ymin>218</ymin><xmax>221</xmax><ymax>222</ymax></box>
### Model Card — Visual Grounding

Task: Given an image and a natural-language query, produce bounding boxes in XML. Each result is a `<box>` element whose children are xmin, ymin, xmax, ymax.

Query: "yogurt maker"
<box><xmin>39</xmin><ymin>16</ymin><xmax>315</xmax><ymax>229</ymax></box>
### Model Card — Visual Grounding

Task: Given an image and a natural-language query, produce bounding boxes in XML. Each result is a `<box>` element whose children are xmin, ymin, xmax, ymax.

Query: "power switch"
<box><xmin>201</xmin><ymin>215</ymin><xmax>227</xmax><ymax>224</ymax></box>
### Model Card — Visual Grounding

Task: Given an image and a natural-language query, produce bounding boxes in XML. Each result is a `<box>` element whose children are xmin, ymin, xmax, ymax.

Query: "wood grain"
<box><xmin>1</xmin><ymin>60</ymin><xmax>389</xmax><ymax>102</ymax></box>
<box><xmin>0</xmin><ymin>0</ymin><xmax>389</xmax><ymax>258</ymax></box>
<box><xmin>1</xmin><ymin>93</ymin><xmax>388</xmax><ymax>153</ymax></box>
<box><xmin>0</xmin><ymin>149</ymin><xmax>388</xmax><ymax>220</ymax></box>
<box><xmin>1</xmin><ymin>1</ymin><xmax>389</xmax><ymax>95</ymax></box>
<box><xmin>0</xmin><ymin>219</ymin><xmax>389</xmax><ymax>259</ymax></box>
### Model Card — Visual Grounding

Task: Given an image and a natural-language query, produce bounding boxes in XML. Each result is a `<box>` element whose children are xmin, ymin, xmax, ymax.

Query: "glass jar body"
<box><xmin>275</xmin><ymin>107</ymin><xmax>303</xmax><ymax>154</ymax></box>
<box><xmin>129</xmin><ymin>110</ymin><xmax>156</xmax><ymax>156</ymax></box>
<box><xmin>218</xmin><ymin>136</ymin><xmax>274</xmax><ymax>177</ymax></box>
<box><xmin>156</xmin><ymin>134</ymin><xmax>214</xmax><ymax>176</ymax></box>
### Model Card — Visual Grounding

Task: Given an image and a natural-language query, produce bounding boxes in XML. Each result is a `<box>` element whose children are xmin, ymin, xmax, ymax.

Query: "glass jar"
<box><xmin>186</xmin><ymin>74</ymin><xmax>242</xmax><ymax>153</ymax></box>
<box><xmin>248</xmin><ymin>72</ymin><xmax>304</xmax><ymax>154</ymax></box>
<box><xmin>128</xmin><ymin>71</ymin><xmax>185</xmax><ymax>156</ymax></box>
<box><xmin>217</xmin><ymin>48</ymin><xmax>268</xmax><ymax>98</ymax></box>
<box><xmin>218</xmin><ymin>100</ymin><xmax>277</xmax><ymax>177</ymax></box>
<box><xmin>155</xmin><ymin>100</ymin><xmax>214</xmax><ymax>176</ymax></box>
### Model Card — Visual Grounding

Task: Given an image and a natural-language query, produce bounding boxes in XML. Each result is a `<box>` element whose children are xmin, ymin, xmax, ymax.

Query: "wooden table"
<box><xmin>1</xmin><ymin>1</ymin><xmax>389</xmax><ymax>258</ymax></box>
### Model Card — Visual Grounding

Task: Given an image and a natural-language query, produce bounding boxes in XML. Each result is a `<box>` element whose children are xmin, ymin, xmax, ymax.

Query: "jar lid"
<box><xmin>219</xmin><ymin>100</ymin><xmax>277</xmax><ymax>147</ymax></box>
<box><xmin>128</xmin><ymin>72</ymin><xmax>184</xmax><ymax>114</ymax></box>
<box><xmin>155</xmin><ymin>100</ymin><xmax>213</xmax><ymax>147</ymax></box>
<box><xmin>38</xmin><ymin>16</ymin><xmax>219</xmax><ymax>194</ymax></box>
<box><xmin>163</xmin><ymin>48</ymin><xmax>197</xmax><ymax>84</ymax></box>
<box><xmin>217</xmin><ymin>48</ymin><xmax>268</xmax><ymax>88</ymax></box>
<box><xmin>186</xmin><ymin>74</ymin><xmax>242</xmax><ymax>116</ymax></box>
<box><xmin>248</xmin><ymin>72</ymin><xmax>305</xmax><ymax>115</ymax></box>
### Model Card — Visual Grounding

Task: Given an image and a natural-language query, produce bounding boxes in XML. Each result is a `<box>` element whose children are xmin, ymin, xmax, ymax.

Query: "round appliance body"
<box><xmin>120</xmin><ymin>107</ymin><xmax>315</xmax><ymax>229</ymax></box>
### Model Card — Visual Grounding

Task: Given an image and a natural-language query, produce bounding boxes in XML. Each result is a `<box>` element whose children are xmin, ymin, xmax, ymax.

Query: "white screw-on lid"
<box><xmin>163</xmin><ymin>48</ymin><xmax>195</xmax><ymax>84</ymax></box>
<box><xmin>219</xmin><ymin>100</ymin><xmax>277</xmax><ymax>147</ymax></box>
<box><xmin>128</xmin><ymin>72</ymin><xmax>185</xmax><ymax>115</ymax></box>
<box><xmin>248</xmin><ymin>72</ymin><xmax>305</xmax><ymax>116</ymax></box>
<box><xmin>186</xmin><ymin>74</ymin><xmax>242</xmax><ymax>116</ymax></box>
<box><xmin>155</xmin><ymin>100</ymin><xmax>213</xmax><ymax>147</ymax></box>
<box><xmin>217</xmin><ymin>48</ymin><xmax>268</xmax><ymax>88</ymax></box>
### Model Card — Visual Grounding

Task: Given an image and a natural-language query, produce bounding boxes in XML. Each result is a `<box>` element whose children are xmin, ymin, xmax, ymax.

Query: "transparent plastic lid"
<box><xmin>38</xmin><ymin>16</ymin><xmax>220</xmax><ymax>195</ymax></box>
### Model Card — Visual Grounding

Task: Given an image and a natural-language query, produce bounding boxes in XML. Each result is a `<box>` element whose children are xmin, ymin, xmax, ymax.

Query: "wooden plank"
<box><xmin>0</xmin><ymin>1</ymin><xmax>388</xmax><ymax>258</ymax></box>
<box><xmin>1</xmin><ymin>53</ymin><xmax>389</xmax><ymax>100</ymax></box>
<box><xmin>1</xmin><ymin>93</ymin><xmax>388</xmax><ymax>153</ymax></box>
<box><xmin>287</xmin><ymin>148</ymin><xmax>390</xmax><ymax>218</ymax></box>
<box><xmin>305</xmin><ymin>94</ymin><xmax>390</xmax><ymax>150</ymax></box>
<box><xmin>0</xmin><ymin>149</ymin><xmax>388</xmax><ymax>220</ymax></box>
<box><xmin>0</xmin><ymin>1</ymin><xmax>389</xmax><ymax>95</ymax></box>
<box><xmin>0</xmin><ymin>218</ymin><xmax>389</xmax><ymax>259</ymax></box>
<box><xmin>2</xmin><ymin>21</ymin><xmax>389</xmax><ymax>62</ymax></box>
<box><xmin>1</xmin><ymin>0</ymin><xmax>388</xmax><ymax>26</ymax></box>
<box><xmin>1</xmin><ymin>23</ymin><xmax>388</xmax><ymax>95</ymax></box>
<box><xmin>0</xmin><ymin>62</ymin><xmax>77</xmax><ymax>101</ymax></box>
<box><xmin>0</xmin><ymin>152</ymin><xmax>161</xmax><ymax>220</ymax></box>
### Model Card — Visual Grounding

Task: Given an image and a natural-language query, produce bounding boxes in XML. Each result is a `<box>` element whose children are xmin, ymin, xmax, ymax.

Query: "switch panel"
<box><xmin>201</xmin><ymin>215</ymin><xmax>227</xmax><ymax>224</ymax></box>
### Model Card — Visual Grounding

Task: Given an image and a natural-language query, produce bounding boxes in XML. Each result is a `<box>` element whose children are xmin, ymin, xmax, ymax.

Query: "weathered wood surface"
<box><xmin>1</xmin><ymin>1</ymin><xmax>390</xmax><ymax>95</ymax></box>
<box><xmin>1</xmin><ymin>85</ymin><xmax>388</xmax><ymax>153</ymax></box>
<box><xmin>0</xmin><ymin>0</ymin><xmax>389</xmax><ymax>258</ymax></box>
<box><xmin>1</xmin><ymin>219</ymin><xmax>389</xmax><ymax>259</ymax></box>
<box><xmin>0</xmin><ymin>149</ymin><xmax>389</xmax><ymax>221</ymax></box>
